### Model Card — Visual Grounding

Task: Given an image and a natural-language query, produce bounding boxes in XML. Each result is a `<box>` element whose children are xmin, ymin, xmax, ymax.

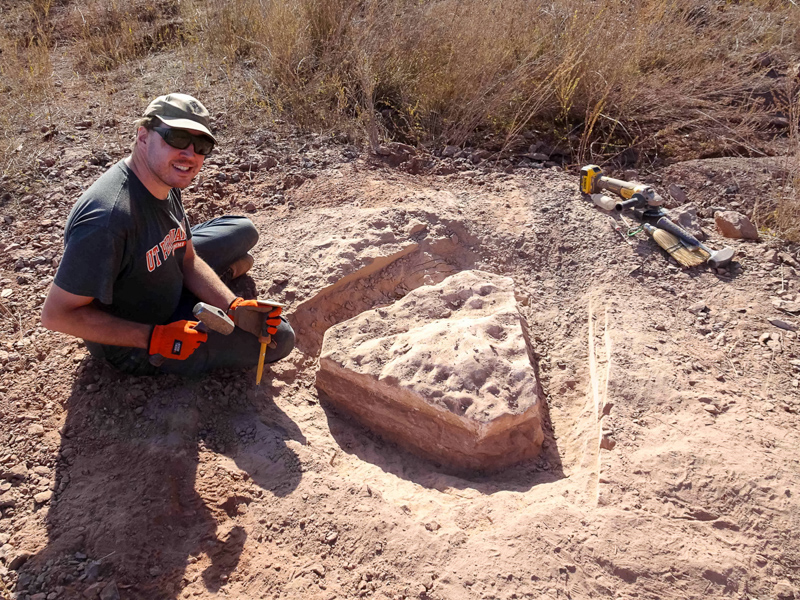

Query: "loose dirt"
<box><xmin>1</xmin><ymin>53</ymin><xmax>799</xmax><ymax>600</ymax></box>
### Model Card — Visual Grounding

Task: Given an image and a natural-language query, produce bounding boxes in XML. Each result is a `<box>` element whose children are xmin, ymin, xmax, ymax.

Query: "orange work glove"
<box><xmin>227</xmin><ymin>297</ymin><xmax>283</xmax><ymax>340</ymax></box>
<box><xmin>149</xmin><ymin>320</ymin><xmax>208</xmax><ymax>360</ymax></box>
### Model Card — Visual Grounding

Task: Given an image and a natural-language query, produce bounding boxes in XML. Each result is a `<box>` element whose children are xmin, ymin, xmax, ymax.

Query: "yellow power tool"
<box><xmin>580</xmin><ymin>165</ymin><xmax>664</xmax><ymax>212</ymax></box>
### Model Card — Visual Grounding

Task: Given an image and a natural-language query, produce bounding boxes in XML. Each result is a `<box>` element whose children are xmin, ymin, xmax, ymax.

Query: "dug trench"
<box><xmin>9</xmin><ymin>164</ymin><xmax>800</xmax><ymax>600</ymax></box>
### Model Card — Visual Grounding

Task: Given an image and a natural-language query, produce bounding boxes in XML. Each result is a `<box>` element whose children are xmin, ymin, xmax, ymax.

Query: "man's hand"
<box><xmin>149</xmin><ymin>320</ymin><xmax>208</xmax><ymax>360</ymax></box>
<box><xmin>227</xmin><ymin>298</ymin><xmax>283</xmax><ymax>339</ymax></box>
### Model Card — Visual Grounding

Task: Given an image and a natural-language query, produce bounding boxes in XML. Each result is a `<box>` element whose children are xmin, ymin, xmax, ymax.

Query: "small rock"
<box><xmin>260</xmin><ymin>156</ymin><xmax>278</xmax><ymax>170</ymax></box>
<box><xmin>669</xmin><ymin>204</ymin><xmax>705</xmax><ymax>240</ymax></box>
<box><xmin>238</xmin><ymin>161</ymin><xmax>261</xmax><ymax>172</ymax></box>
<box><xmin>687</xmin><ymin>302</ymin><xmax>708</xmax><ymax>315</ymax></box>
<box><xmin>775</xmin><ymin>579</ymin><xmax>797</xmax><ymax>600</ymax></box>
<box><xmin>714</xmin><ymin>210</ymin><xmax>758</xmax><ymax>240</ymax></box>
<box><xmin>4</xmin><ymin>463</ymin><xmax>28</xmax><ymax>480</ymax></box>
<box><xmin>773</xmin><ymin>300</ymin><xmax>800</xmax><ymax>314</ymax></box>
<box><xmin>600</xmin><ymin>433</ymin><xmax>616</xmax><ymax>450</ymax></box>
<box><xmin>424</xmin><ymin>522</ymin><xmax>441</xmax><ymax>531</ymax></box>
<box><xmin>667</xmin><ymin>183</ymin><xmax>688</xmax><ymax>204</ymax></box>
<box><xmin>34</xmin><ymin>490</ymin><xmax>53</xmax><ymax>504</ymax></box>
<box><xmin>0</xmin><ymin>289</ymin><xmax>11</xmax><ymax>298</ymax></box>
<box><xmin>244</xmin><ymin>201</ymin><xmax>257</xmax><ymax>213</ymax></box>
<box><xmin>779</xmin><ymin>251</ymin><xmax>800</xmax><ymax>269</ymax></box>
<box><xmin>311</xmin><ymin>564</ymin><xmax>325</xmax><ymax>577</ymax></box>
<box><xmin>83</xmin><ymin>582</ymin><xmax>103</xmax><ymax>598</ymax></box>
<box><xmin>324</xmin><ymin>531</ymin><xmax>338</xmax><ymax>544</ymax></box>
<box><xmin>407</xmin><ymin>220</ymin><xmax>427</xmax><ymax>236</ymax></box>
<box><xmin>759</xmin><ymin>332</ymin><xmax>772</xmax><ymax>345</ymax></box>
<box><xmin>770</xmin><ymin>318</ymin><xmax>797</xmax><ymax>332</ymax></box>
<box><xmin>85</xmin><ymin>383</ymin><xmax>99</xmax><ymax>393</ymax></box>
<box><xmin>27</xmin><ymin>423</ymin><xmax>45</xmax><ymax>436</ymax></box>
<box><xmin>99</xmin><ymin>580</ymin><xmax>120</xmax><ymax>600</ymax></box>
<box><xmin>85</xmin><ymin>560</ymin><xmax>102</xmax><ymax>582</ymax></box>
<box><xmin>470</xmin><ymin>149</ymin><xmax>490</xmax><ymax>163</ymax></box>
<box><xmin>8</xmin><ymin>550</ymin><xmax>31</xmax><ymax>570</ymax></box>
<box><xmin>442</xmin><ymin>145</ymin><xmax>459</xmax><ymax>158</ymax></box>
<box><xmin>723</xmin><ymin>183</ymin><xmax>739</xmax><ymax>195</ymax></box>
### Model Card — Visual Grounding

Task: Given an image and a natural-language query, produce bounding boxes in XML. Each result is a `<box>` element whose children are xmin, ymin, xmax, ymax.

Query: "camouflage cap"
<box><xmin>143</xmin><ymin>93</ymin><xmax>217</xmax><ymax>143</ymax></box>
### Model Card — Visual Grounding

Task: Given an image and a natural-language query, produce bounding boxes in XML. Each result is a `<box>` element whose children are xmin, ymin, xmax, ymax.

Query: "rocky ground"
<box><xmin>1</xmin><ymin>51</ymin><xmax>800</xmax><ymax>600</ymax></box>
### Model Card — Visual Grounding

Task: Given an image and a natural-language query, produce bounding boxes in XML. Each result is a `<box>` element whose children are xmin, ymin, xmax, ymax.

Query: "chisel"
<box><xmin>256</xmin><ymin>316</ymin><xmax>272</xmax><ymax>385</ymax></box>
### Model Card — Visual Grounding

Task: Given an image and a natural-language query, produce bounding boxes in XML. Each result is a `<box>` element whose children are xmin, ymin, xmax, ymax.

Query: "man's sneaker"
<box><xmin>223</xmin><ymin>253</ymin><xmax>254</xmax><ymax>280</ymax></box>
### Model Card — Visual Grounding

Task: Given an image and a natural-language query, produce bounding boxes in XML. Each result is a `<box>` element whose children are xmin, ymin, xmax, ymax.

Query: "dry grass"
<box><xmin>1</xmin><ymin>0</ymin><xmax>799</xmax><ymax>237</ymax></box>
<box><xmin>774</xmin><ymin>87</ymin><xmax>800</xmax><ymax>242</ymax></box>
<box><xmin>185</xmin><ymin>0</ymin><xmax>800</xmax><ymax>158</ymax></box>
<box><xmin>68</xmin><ymin>0</ymin><xmax>185</xmax><ymax>71</ymax></box>
<box><xmin>0</xmin><ymin>0</ymin><xmax>56</xmax><ymax>176</ymax></box>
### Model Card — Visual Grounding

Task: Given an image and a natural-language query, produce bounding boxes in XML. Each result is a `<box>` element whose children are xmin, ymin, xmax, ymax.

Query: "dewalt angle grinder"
<box><xmin>580</xmin><ymin>165</ymin><xmax>667</xmax><ymax>221</ymax></box>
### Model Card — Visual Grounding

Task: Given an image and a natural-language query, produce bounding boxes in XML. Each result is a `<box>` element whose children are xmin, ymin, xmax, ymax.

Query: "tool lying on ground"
<box><xmin>580</xmin><ymin>164</ymin><xmax>666</xmax><ymax>218</ymax></box>
<box><xmin>642</xmin><ymin>224</ymin><xmax>708</xmax><ymax>267</ymax></box>
<box><xmin>149</xmin><ymin>302</ymin><xmax>235</xmax><ymax>366</ymax></box>
<box><xmin>228</xmin><ymin>298</ymin><xmax>284</xmax><ymax>384</ymax></box>
<box><xmin>580</xmin><ymin>164</ymin><xmax>736</xmax><ymax>268</ymax></box>
<box><xmin>654</xmin><ymin>217</ymin><xmax>735</xmax><ymax>268</ymax></box>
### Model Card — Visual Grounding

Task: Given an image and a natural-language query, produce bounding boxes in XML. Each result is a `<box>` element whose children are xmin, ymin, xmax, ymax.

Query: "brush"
<box><xmin>643</xmin><ymin>224</ymin><xmax>708</xmax><ymax>267</ymax></box>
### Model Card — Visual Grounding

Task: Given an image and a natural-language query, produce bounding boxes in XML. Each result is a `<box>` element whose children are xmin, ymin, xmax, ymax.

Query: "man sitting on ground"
<box><xmin>42</xmin><ymin>93</ymin><xmax>294</xmax><ymax>376</ymax></box>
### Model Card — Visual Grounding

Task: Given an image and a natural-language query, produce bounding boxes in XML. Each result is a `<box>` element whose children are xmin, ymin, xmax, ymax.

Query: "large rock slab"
<box><xmin>316</xmin><ymin>270</ymin><xmax>545</xmax><ymax>471</ymax></box>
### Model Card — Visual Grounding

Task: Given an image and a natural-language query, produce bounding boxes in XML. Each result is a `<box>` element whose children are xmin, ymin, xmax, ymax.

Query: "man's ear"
<box><xmin>136</xmin><ymin>126</ymin><xmax>150</xmax><ymax>147</ymax></box>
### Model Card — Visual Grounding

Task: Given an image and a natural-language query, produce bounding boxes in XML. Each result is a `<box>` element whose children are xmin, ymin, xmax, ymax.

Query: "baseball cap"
<box><xmin>143</xmin><ymin>93</ymin><xmax>217</xmax><ymax>143</ymax></box>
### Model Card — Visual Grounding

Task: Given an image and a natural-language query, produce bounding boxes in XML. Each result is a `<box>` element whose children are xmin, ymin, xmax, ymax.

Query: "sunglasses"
<box><xmin>152</xmin><ymin>126</ymin><xmax>215</xmax><ymax>156</ymax></box>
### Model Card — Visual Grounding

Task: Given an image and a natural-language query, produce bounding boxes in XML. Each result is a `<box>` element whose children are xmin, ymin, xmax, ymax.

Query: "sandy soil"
<box><xmin>1</xmin><ymin>53</ymin><xmax>800</xmax><ymax>600</ymax></box>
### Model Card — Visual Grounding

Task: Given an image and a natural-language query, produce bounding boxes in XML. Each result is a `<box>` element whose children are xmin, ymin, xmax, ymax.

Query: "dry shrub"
<box><xmin>773</xmin><ymin>87</ymin><xmax>800</xmax><ymax>242</ymax></box>
<box><xmin>70</xmin><ymin>0</ymin><xmax>184</xmax><ymax>71</ymax></box>
<box><xmin>188</xmin><ymin>0</ymin><xmax>800</xmax><ymax>159</ymax></box>
<box><xmin>0</xmin><ymin>2</ymin><xmax>55</xmax><ymax>173</ymax></box>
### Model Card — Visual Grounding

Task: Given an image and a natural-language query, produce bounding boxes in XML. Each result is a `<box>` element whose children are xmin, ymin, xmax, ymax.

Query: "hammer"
<box><xmin>149</xmin><ymin>302</ymin><xmax>235</xmax><ymax>366</ymax></box>
<box><xmin>655</xmin><ymin>218</ymin><xmax>735</xmax><ymax>269</ymax></box>
<box><xmin>193</xmin><ymin>302</ymin><xmax>235</xmax><ymax>335</ymax></box>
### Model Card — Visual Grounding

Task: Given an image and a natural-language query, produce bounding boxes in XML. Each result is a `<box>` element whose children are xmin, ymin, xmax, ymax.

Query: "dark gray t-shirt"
<box><xmin>55</xmin><ymin>159</ymin><xmax>192</xmax><ymax>330</ymax></box>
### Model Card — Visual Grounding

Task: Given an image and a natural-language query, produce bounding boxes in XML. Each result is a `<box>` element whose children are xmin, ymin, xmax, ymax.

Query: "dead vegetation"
<box><xmin>0</xmin><ymin>0</ymin><xmax>799</xmax><ymax>238</ymax></box>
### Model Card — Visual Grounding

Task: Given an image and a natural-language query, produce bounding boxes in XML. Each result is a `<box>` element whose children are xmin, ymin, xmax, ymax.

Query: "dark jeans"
<box><xmin>93</xmin><ymin>215</ymin><xmax>295</xmax><ymax>377</ymax></box>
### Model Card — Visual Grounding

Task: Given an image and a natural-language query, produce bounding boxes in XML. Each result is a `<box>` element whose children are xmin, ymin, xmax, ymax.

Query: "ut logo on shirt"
<box><xmin>145</xmin><ymin>226</ymin><xmax>188</xmax><ymax>272</ymax></box>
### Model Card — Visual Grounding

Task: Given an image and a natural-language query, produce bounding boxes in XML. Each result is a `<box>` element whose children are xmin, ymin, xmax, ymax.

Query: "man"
<box><xmin>41</xmin><ymin>93</ymin><xmax>295</xmax><ymax>376</ymax></box>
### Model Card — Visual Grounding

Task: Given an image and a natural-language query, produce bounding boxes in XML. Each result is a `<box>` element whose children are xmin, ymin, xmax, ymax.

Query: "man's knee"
<box><xmin>229</xmin><ymin>215</ymin><xmax>259</xmax><ymax>251</ymax></box>
<box><xmin>268</xmin><ymin>319</ymin><xmax>296</xmax><ymax>363</ymax></box>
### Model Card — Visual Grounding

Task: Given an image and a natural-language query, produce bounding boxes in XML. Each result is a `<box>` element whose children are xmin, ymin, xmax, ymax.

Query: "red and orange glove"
<box><xmin>227</xmin><ymin>297</ymin><xmax>283</xmax><ymax>340</ymax></box>
<box><xmin>149</xmin><ymin>320</ymin><xmax>208</xmax><ymax>360</ymax></box>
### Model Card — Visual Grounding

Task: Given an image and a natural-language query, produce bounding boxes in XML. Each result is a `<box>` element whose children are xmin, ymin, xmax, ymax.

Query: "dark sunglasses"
<box><xmin>152</xmin><ymin>126</ymin><xmax>215</xmax><ymax>156</ymax></box>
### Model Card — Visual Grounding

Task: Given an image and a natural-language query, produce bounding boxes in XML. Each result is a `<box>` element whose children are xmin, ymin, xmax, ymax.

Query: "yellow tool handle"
<box><xmin>256</xmin><ymin>341</ymin><xmax>267</xmax><ymax>384</ymax></box>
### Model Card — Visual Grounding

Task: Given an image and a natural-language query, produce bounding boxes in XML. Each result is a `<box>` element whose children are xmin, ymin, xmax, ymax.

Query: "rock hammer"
<box><xmin>149</xmin><ymin>302</ymin><xmax>235</xmax><ymax>366</ymax></box>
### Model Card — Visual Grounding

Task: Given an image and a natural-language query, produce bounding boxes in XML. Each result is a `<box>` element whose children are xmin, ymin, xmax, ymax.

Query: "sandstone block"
<box><xmin>715</xmin><ymin>210</ymin><xmax>759</xmax><ymax>240</ymax></box>
<box><xmin>317</xmin><ymin>270</ymin><xmax>544</xmax><ymax>471</ymax></box>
